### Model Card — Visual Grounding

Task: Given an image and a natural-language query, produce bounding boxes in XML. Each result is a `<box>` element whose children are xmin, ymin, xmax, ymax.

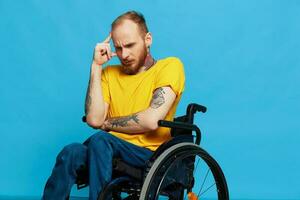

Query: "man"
<box><xmin>42</xmin><ymin>11</ymin><xmax>185</xmax><ymax>200</ymax></box>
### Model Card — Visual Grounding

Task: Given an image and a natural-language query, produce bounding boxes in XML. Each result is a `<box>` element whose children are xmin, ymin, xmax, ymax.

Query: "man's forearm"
<box><xmin>101</xmin><ymin>87</ymin><xmax>176</xmax><ymax>134</ymax></box>
<box><xmin>102</xmin><ymin>109</ymin><xmax>158</xmax><ymax>134</ymax></box>
<box><xmin>85</xmin><ymin>62</ymin><xmax>106</xmax><ymax>126</ymax></box>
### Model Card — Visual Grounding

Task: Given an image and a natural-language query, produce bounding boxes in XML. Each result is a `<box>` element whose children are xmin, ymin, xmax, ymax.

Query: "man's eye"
<box><xmin>126</xmin><ymin>44</ymin><xmax>134</xmax><ymax>48</ymax></box>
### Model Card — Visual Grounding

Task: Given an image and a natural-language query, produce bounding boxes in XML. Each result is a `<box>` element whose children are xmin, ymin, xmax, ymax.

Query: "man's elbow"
<box><xmin>86</xmin><ymin>115</ymin><xmax>105</xmax><ymax>129</ymax></box>
<box><xmin>143</xmin><ymin>111</ymin><xmax>166</xmax><ymax>131</ymax></box>
<box><xmin>145</xmin><ymin>117</ymin><xmax>161</xmax><ymax>131</ymax></box>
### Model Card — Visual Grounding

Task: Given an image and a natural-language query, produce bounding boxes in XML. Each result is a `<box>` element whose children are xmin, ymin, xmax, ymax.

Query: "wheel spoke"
<box><xmin>198</xmin><ymin>168</ymin><xmax>211</xmax><ymax>196</ymax></box>
<box><xmin>198</xmin><ymin>182</ymin><xmax>216</xmax><ymax>197</ymax></box>
<box><xmin>193</xmin><ymin>157</ymin><xmax>200</xmax><ymax>176</ymax></box>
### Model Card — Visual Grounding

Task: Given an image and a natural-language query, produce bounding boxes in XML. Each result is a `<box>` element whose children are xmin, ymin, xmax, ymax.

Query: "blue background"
<box><xmin>0</xmin><ymin>0</ymin><xmax>299</xmax><ymax>199</ymax></box>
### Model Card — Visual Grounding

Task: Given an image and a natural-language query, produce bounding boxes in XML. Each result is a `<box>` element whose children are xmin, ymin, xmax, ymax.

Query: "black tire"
<box><xmin>139</xmin><ymin>142</ymin><xmax>229</xmax><ymax>200</ymax></box>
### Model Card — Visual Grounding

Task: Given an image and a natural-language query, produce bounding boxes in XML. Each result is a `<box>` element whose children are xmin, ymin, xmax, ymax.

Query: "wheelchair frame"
<box><xmin>77</xmin><ymin>103</ymin><xmax>229</xmax><ymax>200</ymax></box>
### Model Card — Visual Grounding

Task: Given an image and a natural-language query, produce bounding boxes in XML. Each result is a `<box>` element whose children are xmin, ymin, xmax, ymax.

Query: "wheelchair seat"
<box><xmin>76</xmin><ymin>103</ymin><xmax>229</xmax><ymax>200</ymax></box>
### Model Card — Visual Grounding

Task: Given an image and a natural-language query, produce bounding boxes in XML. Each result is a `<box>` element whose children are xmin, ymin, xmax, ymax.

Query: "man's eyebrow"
<box><xmin>125</xmin><ymin>42</ymin><xmax>135</xmax><ymax>46</ymax></box>
<box><xmin>114</xmin><ymin>42</ymin><xmax>136</xmax><ymax>48</ymax></box>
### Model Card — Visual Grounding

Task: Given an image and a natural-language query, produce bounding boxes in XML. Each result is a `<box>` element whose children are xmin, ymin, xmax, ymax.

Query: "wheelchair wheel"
<box><xmin>139</xmin><ymin>142</ymin><xmax>229</xmax><ymax>200</ymax></box>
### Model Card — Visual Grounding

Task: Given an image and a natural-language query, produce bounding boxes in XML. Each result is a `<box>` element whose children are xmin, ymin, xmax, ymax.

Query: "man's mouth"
<box><xmin>122</xmin><ymin>60</ymin><xmax>134</xmax><ymax>66</ymax></box>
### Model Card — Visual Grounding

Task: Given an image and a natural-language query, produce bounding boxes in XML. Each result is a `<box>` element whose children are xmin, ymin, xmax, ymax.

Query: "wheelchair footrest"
<box><xmin>113</xmin><ymin>158</ymin><xmax>143</xmax><ymax>181</ymax></box>
<box><xmin>75</xmin><ymin>165</ymin><xmax>89</xmax><ymax>190</ymax></box>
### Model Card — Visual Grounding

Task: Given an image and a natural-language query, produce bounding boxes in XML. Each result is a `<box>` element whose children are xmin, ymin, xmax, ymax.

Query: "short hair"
<box><xmin>111</xmin><ymin>11</ymin><xmax>149</xmax><ymax>36</ymax></box>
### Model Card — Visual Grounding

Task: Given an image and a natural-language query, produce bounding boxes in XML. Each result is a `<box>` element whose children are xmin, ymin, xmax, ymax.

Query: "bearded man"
<box><xmin>42</xmin><ymin>10</ymin><xmax>185</xmax><ymax>200</ymax></box>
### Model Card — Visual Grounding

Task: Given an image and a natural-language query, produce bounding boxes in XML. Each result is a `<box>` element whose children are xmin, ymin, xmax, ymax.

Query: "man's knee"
<box><xmin>56</xmin><ymin>143</ymin><xmax>85</xmax><ymax>164</ymax></box>
<box><xmin>87</xmin><ymin>132</ymin><xmax>114</xmax><ymax>152</ymax></box>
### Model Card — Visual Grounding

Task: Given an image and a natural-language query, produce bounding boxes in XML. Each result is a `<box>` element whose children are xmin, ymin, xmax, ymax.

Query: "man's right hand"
<box><xmin>85</xmin><ymin>35</ymin><xmax>113</xmax><ymax>127</ymax></box>
<box><xmin>93</xmin><ymin>34</ymin><xmax>117</xmax><ymax>66</ymax></box>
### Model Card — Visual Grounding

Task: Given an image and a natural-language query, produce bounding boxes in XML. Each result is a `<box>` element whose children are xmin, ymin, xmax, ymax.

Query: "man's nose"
<box><xmin>121</xmin><ymin>49</ymin><xmax>129</xmax><ymax>59</ymax></box>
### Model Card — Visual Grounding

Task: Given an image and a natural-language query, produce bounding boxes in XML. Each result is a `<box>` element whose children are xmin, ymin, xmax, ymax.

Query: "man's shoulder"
<box><xmin>157</xmin><ymin>56</ymin><xmax>184</xmax><ymax>71</ymax></box>
<box><xmin>103</xmin><ymin>65</ymin><xmax>121</xmax><ymax>74</ymax></box>
<box><xmin>158</xmin><ymin>56</ymin><xmax>183</xmax><ymax>64</ymax></box>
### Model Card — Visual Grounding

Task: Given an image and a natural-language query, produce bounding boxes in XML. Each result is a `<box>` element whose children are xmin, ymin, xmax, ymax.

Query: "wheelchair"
<box><xmin>76</xmin><ymin>103</ymin><xmax>229</xmax><ymax>200</ymax></box>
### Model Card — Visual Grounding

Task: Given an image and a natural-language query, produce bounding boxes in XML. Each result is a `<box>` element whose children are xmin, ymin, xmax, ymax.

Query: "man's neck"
<box><xmin>138</xmin><ymin>53</ymin><xmax>156</xmax><ymax>73</ymax></box>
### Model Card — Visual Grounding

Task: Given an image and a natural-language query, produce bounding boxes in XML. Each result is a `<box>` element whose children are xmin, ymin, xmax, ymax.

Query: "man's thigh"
<box><xmin>85</xmin><ymin>131</ymin><xmax>153</xmax><ymax>167</ymax></box>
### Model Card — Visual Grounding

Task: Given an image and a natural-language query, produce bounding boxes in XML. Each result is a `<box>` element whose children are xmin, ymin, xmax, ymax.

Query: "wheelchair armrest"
<box><xmin>158</xmin><ymin>120</ymin><xmax>201</xmax><ymax>145</ymax></box>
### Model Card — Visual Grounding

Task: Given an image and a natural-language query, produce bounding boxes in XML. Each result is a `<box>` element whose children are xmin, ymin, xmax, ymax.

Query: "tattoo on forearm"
<box><xmin>85</xmin><ymin>93</ymin><xmax>91</xmax><ymax>114</ymax></box>
<box><xmin>150</xmin><ymin>88</ymin><xmax>166</xmax><ymax>109</ymax></box>
<box><xmin>109</xmin><ymin>114</ymin><xmax>139</xmax><ymax>128</ymax></box>
<box><xmin>85</xmin><ymin>81</ymin><xmax>92</xmax><ymax>115</ymax></box>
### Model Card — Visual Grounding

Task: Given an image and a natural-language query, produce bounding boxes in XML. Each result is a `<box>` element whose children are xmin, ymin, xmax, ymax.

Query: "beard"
<box><xmin>120</xmin><ymin>45</ymin><xmax>148</xmax><ymax>75</ymax></box>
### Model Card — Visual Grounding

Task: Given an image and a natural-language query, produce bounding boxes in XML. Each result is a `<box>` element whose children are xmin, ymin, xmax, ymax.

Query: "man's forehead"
<box><xmin>112</xmin><ymin>35</ymin><xmax>135</xmax><ymax>46</ymax></box>
<box><xmin>112</xmin><ymin>20</ymin><xmax>140</xmax><ymax>37</ymax></box>
<box><xmin>111</xmin><ymin>21</ymin><xmax>142</xmax><ymax>46</ymax></box>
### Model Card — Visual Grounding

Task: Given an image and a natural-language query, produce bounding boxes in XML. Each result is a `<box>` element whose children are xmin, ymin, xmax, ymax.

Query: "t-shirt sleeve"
<box><xmin>155</xmin><ymin>57</ymin><xmax>185</xmax><ymax>96</ymax></box>
<box><xmin>101</xmin><ymin>67</ymin><xmax>111</xmax><ymax>104</ymax></box>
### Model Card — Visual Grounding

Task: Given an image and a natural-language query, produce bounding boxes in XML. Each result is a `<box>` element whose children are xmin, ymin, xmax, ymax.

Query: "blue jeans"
<box><xmin>42</xmin><ymin>131</ymin><xmax>153</xmax><ymax>200</ymax></box>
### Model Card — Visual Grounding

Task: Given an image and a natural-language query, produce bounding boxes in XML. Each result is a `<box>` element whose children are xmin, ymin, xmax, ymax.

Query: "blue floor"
<box><xmin>0</xmin><ymin>197</ymin><xmax>297</xmax><ymax>200</ymax></box>
<box><xmin>0</xmin><ymin>197</ymin><xmax>88</xmax><ymax>200</ymax></box>
<box><xmin>0</xmin><ymin>197</ymin><xmax>89</xmax><ymax>200</ymax></box>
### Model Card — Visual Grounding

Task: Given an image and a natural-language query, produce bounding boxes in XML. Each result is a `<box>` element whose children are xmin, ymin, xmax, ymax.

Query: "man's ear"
<box><xmin>145</xmin><ymin>32</ymin><xmax>152</xmax><ymax>48</ymax></box>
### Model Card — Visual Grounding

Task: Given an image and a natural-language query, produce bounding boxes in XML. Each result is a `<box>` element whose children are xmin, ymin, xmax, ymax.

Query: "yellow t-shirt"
<box><xmin>101</xmin><ymin>57</ymin><xmax>185</xmax><ymax>151</ymax></box>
